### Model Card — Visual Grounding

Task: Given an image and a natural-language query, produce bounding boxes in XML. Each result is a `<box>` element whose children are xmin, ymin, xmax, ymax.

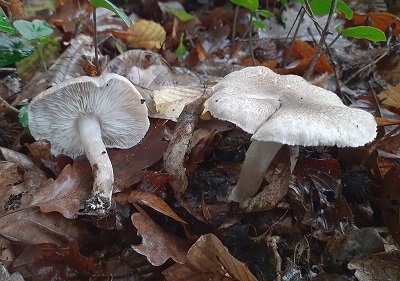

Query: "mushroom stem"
<box><xmin>78</xmin><ymin>114</ymin><xmax>113</xmax><ymax>214</ymax></box>
<box><xmin>228</xmin><ymin>141</ymin><xmax>282</xmax><ymax>202</ymax></box>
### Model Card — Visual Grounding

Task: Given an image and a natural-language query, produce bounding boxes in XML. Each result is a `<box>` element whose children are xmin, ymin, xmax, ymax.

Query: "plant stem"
<box><xmin>304</xmin><ymin>0</ymin><xmax>337</xmax><ymax>80</ymax></box>
<box><xmin>92</xmin><ymin>7</ymin><xmax>100</xmax><ymax>75</ymax></box>
<box><xmin>249</xmin><ymin>13</ymin><xmax>255</xmax><ymax>65</ymax></box>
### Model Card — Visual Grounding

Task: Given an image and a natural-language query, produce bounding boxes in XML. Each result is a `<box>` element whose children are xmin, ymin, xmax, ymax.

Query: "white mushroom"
<box><xmin>29</xmin><ymin>73</ymin><xmax>150</xmax><ymax>215</ymax></box>
<box><xmin>205</xmin><ymin>66</ymin><xmax>377</xmax><ymax>202</ymax></box>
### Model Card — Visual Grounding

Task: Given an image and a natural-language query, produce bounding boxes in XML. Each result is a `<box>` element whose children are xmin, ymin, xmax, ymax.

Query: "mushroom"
<box><xmin>28</xmin><ymin>73</ymin><xmax>150</xmax><ymax>214</ymax></box>
<box><xmin>205</xmin><ymin>66</ymin><xmax>377</xmax><ymax>202</ymax></box>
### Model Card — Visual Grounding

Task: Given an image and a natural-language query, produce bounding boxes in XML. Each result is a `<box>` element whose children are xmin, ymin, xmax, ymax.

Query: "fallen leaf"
<box><xmin>326</xmin><ymin>227</ymin><xmax>384</xmax><ymax>266</ymax></box>
<box><xmin>0</xmin><ymin>237</ymin><xmax>16</xmax><ymax>266</ymax></box>
<box><xmin>348</xmin><ymin>251</ymin><xmax>400</xmax><ymax>281</ymax></box>
<box><xmin>126</xmin><ymin>19</ymin><xmax>166</xmax><ymax>49</ymax></box>
<box><xmin>29</xmin><ymin>157</ymin><xmax>92</xmax><ymax>219</ymax></box>
<box><xmin>283</xmin><ymin>40</ymin><xmax>333</xmax><ymax>74</ymax></box>
<box><xmin>378</xmin><ymin>86</ymin><xmax>400</xmax><ymax>115</ymax></box>
<box><xmin>109</xmin><ymin>120</ymin><xmax>168</xmax><ymax>190</ymax></box>
<box><xmin>10</xmin><ymin>242</ymin><xmax>93</xmax><ymax>280</ymax></box>
<box><xmin>350</xmin><ymin>12</ymin><xmax>400</xmax><ymax>36</ymax></box>
<box><xmin>381</xmin><ymin>167</ymin><xmax>400</xmax><ymax>244</ymax></box>
<box><xmin>0</xmin><ymin>262</ymin><xmax>24</xmax><ymax>281</ymax></box>
<box><xmin>163</xmin><ymin>233</ymin><xmax>258</xmax><ymax>281</ymax></box>
<box><xmin>375</xmin><ymin>117</ymin><xmax>400</xmax><ymax>126</ymax></box>
<box><xmin>105</xmin><ymin>49</ymin><xmax>205</xmax><ymax>118</ymax></box>
<box><xmin>131</xmin><ymin>212</ymin><xmax>188</xmax><ymax>266</ymax></box>
<box><xmin>0</xmin><ymin>208</ymin><xmax>93</xmax><ymax>245</ymax></box>
<box><xmin>48</xmin><ymin>0</ymin><xmax>92</xmax><ymax>33</ymax></box>
<box><xmin>0</xmin><ymin>161</ymin><xmax>24</xmax><ymax>191</ymax></box>
<box><xmin>164</xmin><ymin>94</ymin><xmax>210</xmax><ymax>194</ymax></box>
<box><xmin>153</xmin><ymin>86</ymin><xmax>203</xmax><ymax>121</ymax></box>
<box><xmin>128</xmin><ymin>190</ymin><xmax>187</xmax><ymax>224</ymax></box>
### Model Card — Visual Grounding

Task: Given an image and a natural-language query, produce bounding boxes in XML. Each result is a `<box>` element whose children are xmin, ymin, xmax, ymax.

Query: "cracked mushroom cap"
<box><xmin>29</xmin><ymin>73</ymin><xmax>150</xmax><ymax>158</ymax></box>
<box><xmin>206</xmin><ymin>66</ymin><xmax>376</xmax><ymax>147</ymax></box>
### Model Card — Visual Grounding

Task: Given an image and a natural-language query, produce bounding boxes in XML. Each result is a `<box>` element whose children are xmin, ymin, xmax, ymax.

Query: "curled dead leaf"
<box><xmin>128</xmin><ymin>190</ymin><xmax>187</xmax><ymax>224</ymax></box>
<box><xmin>163</xmin><ymin>233</ymin><xmax>258</xmax><ymax>281</ymax></box>
<box><xmin>127</xmin><ymin>20</ymin><xmax>166</xmax><ymax>49</ymax></box>
<box><xmin>131</xmin><ymin>212</ymin><xmax>188</xmax><ymax>266</ymax></box>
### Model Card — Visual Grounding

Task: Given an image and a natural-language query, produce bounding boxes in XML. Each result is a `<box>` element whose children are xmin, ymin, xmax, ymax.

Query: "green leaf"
<box><xmin>175</xmin><ymin>33</ymin><xmax>188</xmax><ymax>62</ymax></box>
<box><xmin>18</xmin><ymin>104</ymin><xmax>30</xmax><ymax>133</ymax></box>
<box><xmin>309</xmin><ymin>0</ymin><xmax>353</xmax><ymax>19</ymax></box>
<box><xmin>89</xmin><ymin>0</ymin><xmax>132</xmax><ymax>27</ymax></box>
<box><xmin>251</xmin><ymin>18</ymin><xmax>266</xmax><ymax>28</ymax></box>
<box><xmin>341</xmin><ymin>26</ymin><xmax>386</xmax><ymax>42</ymax></box>
<box><xmin>163</xmin><ymin>6</ymin><xmax>196</xmax><ymax>22</ymax></box>
<box><xmin>13</xmin><ymin>19</ymin><xmax>53</xmax><ymax>40</ymax></box>
<box><xmin>256</xmin><ymin>9</ymin><xmax>273</xmax><ymax>18</ymax></box>
<box><xmin>230</xmin><ymin>0</ymin><xmax>259</xmax><ymax>12</ymax></box>
<box><xmin>280</xmin><ymin>0</ymin><xmax>288</xmax><ymax>6</ymax></box>
<box><xmin>0</xmin><ymin>34</ymin><xmax>34</xmax><ymax>67</ymax></box>
<box><xmin>336</xmin><ymin>0</ymin><xmax>353</xmax><ymax>20</ymax></box>
<box><xmin>0</xmin><ymin>14</ymin><xmax>17</xmax><ymax>35</ymax></box>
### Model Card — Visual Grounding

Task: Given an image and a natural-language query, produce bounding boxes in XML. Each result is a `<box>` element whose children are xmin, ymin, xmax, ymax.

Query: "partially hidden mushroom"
<box><xmin>29</xmin><ymin>73</ymin><xmax>150</xmax><ymax>214</ymax></box>
<box><xmin>205</xmin><ymin>66</ymin><xmax>377</xmax><ymax>202</ymax></box>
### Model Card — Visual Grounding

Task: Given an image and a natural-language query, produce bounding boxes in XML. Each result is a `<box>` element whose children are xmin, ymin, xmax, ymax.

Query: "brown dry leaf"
<box><xmin>348</xmin><ymin>251</ymin><xmax>400</xmax><ymax>281</ymax></box>
<box><xmin>0</xmin><ymin>161</ymin><xmax>24</xmax><ymax>191</ymax></box>
<box><xmin>164</xmin><ymin>94</ymin><xmax>210</xmax><ymax>194</ymax></box>
<box><xmin>381</xmin><ymin>167</ymin><xmax>400</xmax><ymax>244</ymax></box>
<box><xmin>350</xmin><ymin>12</ymin><xmax>400</xmax><ymax>36</ymax></box>
<box><xmin>375</xmin><ymin>117</ymin><xmax>400</xmax><ymax>126</ymax></box>
<box><xmin>10</xmin><ymin>242</ymin><xmax>94</xmax><ymax>280</ymax></box>
<box><xmin>109</xmin><ymin>120</ymin><xmax>168</xmax><ymax>190</ymax></box>
<box><xmin>326</xmin><ymin>227</ymin><xmax>384</xmax><ymax>267</ymax></box>
<box><xmin>0</xmin><ymin>262</ymin><xmax>24</xmax><ymax>281</ymax></box>
<box><xmin>127</xmin><ymin>20</ymin><xmax>166</xmax><ymax>49</ymax></box>
<box><xmin>48</xmin><ymin>0</ymin><xmax>92</xmax><ymax>33</ymax></box>
<box><xmin>240</xmin><ymin>146</ymin><xmax>290</xmax><ymax>212</ymax></box>
<box><xmin>0</xmin><ymin>208</ymin><xmax>93</xmax><ymax>245</ymax></box>
<box><xmin>0</xmin><ymin>237</ymin><xmax>16</xmax><ymax>266</ymax></box>
<box><xmin>105</xmin><ymin>49</ymin><xmax>205</xmax><ymax>118</ymax></box>
<box><xmin>128</xmin><ymin>190</ymin><xmax>187</xmax><ymax>224</ymax></box>
<box><xmin>378</xmin><ymin>86</ymin><xmax>400</xmax><ymax>115</ymax></box>
<box><xmin>163</xmin><ymin>233</ymin><xmax>258</xmax><ymax>281</ymax></box>
<box><xmin>131</xmin><ymin>212</ymin><xmax>188</xmax><ymax>266</ymax></box>
<box><xmin>29</xmin><ymin>157</ymin><xmax>92</xmax><ymax>219</ymax></box>
<box><xmin>287</xmin><ymin>40</ymin><xmax>333</xmax><ymax>74</ymax></box>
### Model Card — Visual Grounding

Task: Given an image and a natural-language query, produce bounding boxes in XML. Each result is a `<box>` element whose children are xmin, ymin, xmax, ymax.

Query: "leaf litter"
<box><xmin>1</xmin><ymin>0</ymin><xmax>400</xmax><ymax>280</ymax></box>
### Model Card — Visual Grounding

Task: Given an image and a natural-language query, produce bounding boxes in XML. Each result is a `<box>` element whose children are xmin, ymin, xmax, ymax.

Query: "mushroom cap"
<box><xmin>29</xmin><ymin>73</ymin><xmax>150</xmax><ymax>158</ymax></box>
<box><xmin>206</xmin><ymin>66</ymin><xmax>376</xmax><ymax>147</ymax></box>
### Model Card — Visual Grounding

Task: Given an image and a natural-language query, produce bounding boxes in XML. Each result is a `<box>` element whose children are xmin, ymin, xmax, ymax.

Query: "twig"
<box><xmin>92</xmin><ymin>8</ymin><xmax>100</xmax><ymax>75</ymax></box>
<box><xmin>304</xmin><ymin>0</ymin><xmax>337</xmax><ymax>80</ymax></box>
<box><xmin>343</xmin><ymin>49</ymin><xmax>390</xmax><ymax>85</ymax></box>
<box><xmin>282</xmin><ymin>7</ymin><xmax>306</xmax><ymax>67</ymax></box>
<box><xmin>232</xmin><ymin>5</ymin><xmax>239</xmax><ymax>41</ymax></box>
<box><xmin>249</xmin><ymin>13</ymin><xmax>255</xmax><ymax>65</ymax></box>
<box><xmin>0</xmin><ymin>96</ymin><xmax>18</xmax><ymax>113</ymax></box>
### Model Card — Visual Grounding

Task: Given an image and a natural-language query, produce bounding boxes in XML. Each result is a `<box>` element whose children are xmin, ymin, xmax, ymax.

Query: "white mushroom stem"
<box><xmin>228</xmin><ymin>141</ymin><xmax>283</xmax><ymax>202</ymax></box>
<box><xmin>78</xmin><ymin>115</ymin><xmax>114</xmax><ymax>208</ymax></box>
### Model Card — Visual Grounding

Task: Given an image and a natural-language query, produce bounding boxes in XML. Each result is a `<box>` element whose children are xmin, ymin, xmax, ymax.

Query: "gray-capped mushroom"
<box><xmin>205</xmin><ymin>66</ymin><xmax>377</xmax><ymax>202</ymax></box>
<box><xmin>29</xmin><ymin>73</ymin><xmax>150</xmax><ymax>215</ymax></box>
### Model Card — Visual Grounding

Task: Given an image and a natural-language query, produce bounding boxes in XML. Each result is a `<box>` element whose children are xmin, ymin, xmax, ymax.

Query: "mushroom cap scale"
<box><xmin>206</xmin><ymin>66</ymin><xmax>376</xmax><ymax>147</ymax></box>
<box><xmin>29</xmin><ymin>73</ymin><xmax>150</xmax><ymax>158</ymax></box>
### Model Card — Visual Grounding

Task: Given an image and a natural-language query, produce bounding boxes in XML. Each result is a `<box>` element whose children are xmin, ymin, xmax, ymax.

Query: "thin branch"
<box><xmin>232</xmin><ymin>5</ymin><xmax>239</xmax><ymax>41</ymax></box>
<box><xmin>343</xmin><ymin>49</ymin><xmax>390</xmax><ymax>85</ymax></box>
<box><xmin>92</xmin><ymin>8</ymin><xmax>100</xmax><ymax>75</ymax></box>
<box><xmin>282</xmin><ymin>7</ymin><xmax>306</xmax><ymax>67</ymax></box>
<box><xmin>0</xmin><ymin>96</ymin><xmax>19</xmax><ymax>113</ymax></box>
<box><xmin>304</xmin><ymin>0</ymin><xmax>337</xmax><ymax>80</ymax></box>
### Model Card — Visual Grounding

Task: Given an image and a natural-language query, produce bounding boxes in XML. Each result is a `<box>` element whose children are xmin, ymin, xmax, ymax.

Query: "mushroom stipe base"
<box><xmin>82</xmin><ymin>194</ymin><xmax>111</xmax><ymax>216</ymax></box>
